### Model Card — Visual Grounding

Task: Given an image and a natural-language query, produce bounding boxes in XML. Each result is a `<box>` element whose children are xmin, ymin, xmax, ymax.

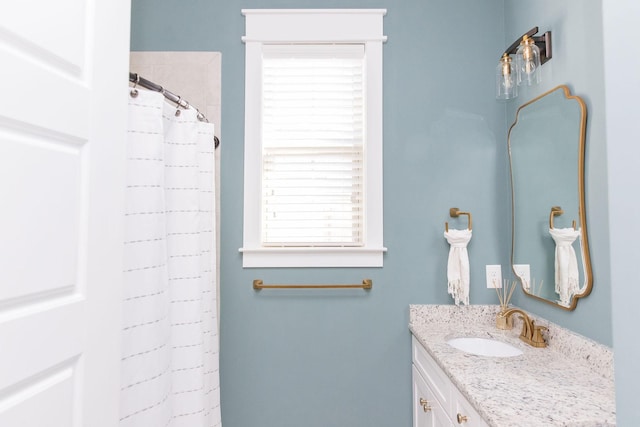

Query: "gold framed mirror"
<box><xmin>508</xmin><ymin>85</ymin><xmax>592</xmax><ymax>310</ymax></box>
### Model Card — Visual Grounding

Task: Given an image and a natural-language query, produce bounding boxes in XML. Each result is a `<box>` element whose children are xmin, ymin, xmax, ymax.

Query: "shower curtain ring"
<box><xmin>130</xmin><ymin>74</ymin><xmax>139</xmax><ymax>98</ymax></box>
<box><xmin>175</xmin><ymin>97</ymin><xmax>182</xmax><ymax>116</ymax></box>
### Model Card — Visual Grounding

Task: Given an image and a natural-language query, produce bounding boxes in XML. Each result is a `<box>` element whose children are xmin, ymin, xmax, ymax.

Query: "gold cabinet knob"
<box><xmin>457</xmin><ymin>413</ymin><xmax>468</xmax><ymax>424</ymax></box>
<box><xmin>419</xmin><ymin>398</ymin><xmax>432</xmax><ymax>412</ymax></box>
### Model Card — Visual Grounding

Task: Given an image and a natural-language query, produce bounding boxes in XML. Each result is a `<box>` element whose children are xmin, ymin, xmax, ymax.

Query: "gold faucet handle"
<box><xmin>518</xmin><ymin>315</ymin><xmax>532</xmax><ymax>340</ymax></box>
<box><xmin>531</xmin><ymin>325</ymin><xmax>548</xmax><ymax>347</ymax></box>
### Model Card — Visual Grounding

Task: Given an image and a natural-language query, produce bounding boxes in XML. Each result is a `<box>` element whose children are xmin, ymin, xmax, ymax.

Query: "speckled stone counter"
<box><xmin>409</xmin><ymin>305</ymin><xmax>616</xmax><ymax>427</ymax></box>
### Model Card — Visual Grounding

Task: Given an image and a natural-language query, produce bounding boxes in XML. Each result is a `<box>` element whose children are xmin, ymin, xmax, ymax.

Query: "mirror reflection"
<box><xmin>508</xmin><ymin>85</ymin><xmax>592</xmax><ymax>310</ymax></box>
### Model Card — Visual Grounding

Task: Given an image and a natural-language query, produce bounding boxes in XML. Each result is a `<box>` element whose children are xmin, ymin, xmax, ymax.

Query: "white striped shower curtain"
<box><xmin>120</xmin><ymin>88</ymin><xmax>221</xmax><ymax>427</ymax></box>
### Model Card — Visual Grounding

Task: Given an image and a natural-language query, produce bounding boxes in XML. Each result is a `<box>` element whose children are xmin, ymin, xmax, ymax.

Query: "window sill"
<box><xmin>239</xmin><ymin>246</ymin><xmax>387</xmax><ymax>268</ymax></box>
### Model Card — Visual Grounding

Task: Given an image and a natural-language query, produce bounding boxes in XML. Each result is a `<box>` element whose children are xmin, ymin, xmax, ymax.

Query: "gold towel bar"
<box><xmin>445</xmin><ymin>207</ymin><xmax>472</xmax><ymax>232</ymax></box>
<box><xmin>253</xmin><ymin>279</ymin><xmax>372</xmax><ymax>290</ymax></box>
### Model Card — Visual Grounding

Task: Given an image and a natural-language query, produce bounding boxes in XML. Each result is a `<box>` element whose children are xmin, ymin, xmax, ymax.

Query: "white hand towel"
<box><xmin>444</xmin><ymin>229</ymin><xmax>472</xmax><ymax>306</ymax></box>
<box><xmin>549</xmin><ymin>227</ymin><xmax>581</xmax><ymax>306</ymax></box>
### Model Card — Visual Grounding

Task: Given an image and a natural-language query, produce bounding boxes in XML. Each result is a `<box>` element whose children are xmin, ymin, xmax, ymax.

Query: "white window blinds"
<box><xmin>261</xmin><ymin>44</ymin><xmax>365</xmax><ymax>246</ymax></box>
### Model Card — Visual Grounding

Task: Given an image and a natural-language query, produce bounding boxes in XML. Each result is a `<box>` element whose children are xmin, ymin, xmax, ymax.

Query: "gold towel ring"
<box><xmin>445</xmin><ymin>208</ymin><xmax>472</xmax><ymax>232</ymax></box>
<box><xmin>549</xmin><ymin>206</ymin><xmax>578</xmax><ymax>230</ymax></box>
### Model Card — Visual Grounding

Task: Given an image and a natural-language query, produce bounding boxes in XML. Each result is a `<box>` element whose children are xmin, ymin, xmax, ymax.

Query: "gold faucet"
<box><xmin>496</xmin><ymin>308</ymin><xmax>548</xmax><ymax>348</ymax></box>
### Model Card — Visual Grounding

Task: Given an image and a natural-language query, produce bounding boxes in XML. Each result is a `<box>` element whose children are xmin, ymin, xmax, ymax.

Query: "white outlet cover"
<box><xmin>485</xmin><ymin>265</ymin><xmax>502</xmax><ymax>288</ymax></box>
<box><xmin>513</xmin><ymin>264</ymin><xmax>531</xmax><ymax>291</ymax></box>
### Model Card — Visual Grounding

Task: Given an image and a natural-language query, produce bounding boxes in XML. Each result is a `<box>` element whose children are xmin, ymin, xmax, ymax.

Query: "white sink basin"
<box><xmin>447</xmin><ymin>337</ymin><xmax>523</xmax><ymax>358</ymax></box>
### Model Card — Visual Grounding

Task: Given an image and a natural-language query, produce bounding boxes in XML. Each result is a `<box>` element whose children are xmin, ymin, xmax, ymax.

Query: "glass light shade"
<box><xmin>496</xmin><ymin>54</ymin><xmax>518</xmax><ymax>100</ymax></box>
<box><xmin>516</xmin><ymin>35</ymin><xmax>542</xmax><ymax>86</ymax></box>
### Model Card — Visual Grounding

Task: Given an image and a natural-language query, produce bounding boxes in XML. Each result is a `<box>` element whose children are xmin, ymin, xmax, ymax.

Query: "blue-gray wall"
<box><xmin>503</xmin><ymin>0</ymin><xmax>612</xmax><ymax>344</ymax></box>
<box><xmin>130</xmin><ymin>1</ymin><xmax>621</xmax><ymax>425</ymax></box>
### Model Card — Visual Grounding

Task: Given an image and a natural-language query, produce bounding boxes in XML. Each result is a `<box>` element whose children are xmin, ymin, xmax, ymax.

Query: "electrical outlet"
<box><xmin>513</xmin><ymin>264</ymin><xmax>531</xmax><ymax>291</ymax></box>
<box><xmin>486</xmin><ymin>265</ymin><xmax>502</xmax><ymax>288</ymax></box>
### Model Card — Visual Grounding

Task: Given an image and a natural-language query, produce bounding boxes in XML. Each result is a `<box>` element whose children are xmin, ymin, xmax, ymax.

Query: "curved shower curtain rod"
<box><xmin>129</xmin><ymin>72</ymin><xmax>220</xmax><ymax>149</ymax></box>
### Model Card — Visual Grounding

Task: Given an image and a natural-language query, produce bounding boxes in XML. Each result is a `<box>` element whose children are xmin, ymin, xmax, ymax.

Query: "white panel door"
<box><xmin>0</xmin><ymin>1</ymin><xmax>131</xmax><ymax>426</ymax></box>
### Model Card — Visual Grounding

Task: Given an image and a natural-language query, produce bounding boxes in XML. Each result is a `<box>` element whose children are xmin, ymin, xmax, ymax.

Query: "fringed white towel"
<box><xmin>549</xmin><ymin>227</ymin><xmax>581</xmax><ymax>306</ymax></box>
<box><xmin>444</xmin><ymin>229</ymin><xmax>472</xmax><ymax>306</ymax></box>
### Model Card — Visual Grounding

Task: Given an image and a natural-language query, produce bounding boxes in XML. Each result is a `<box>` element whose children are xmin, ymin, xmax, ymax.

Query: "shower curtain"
<box><xmin>120</xmin><ymin>88</ymin><xmax>221</xmax><ymax>427</ymax></box>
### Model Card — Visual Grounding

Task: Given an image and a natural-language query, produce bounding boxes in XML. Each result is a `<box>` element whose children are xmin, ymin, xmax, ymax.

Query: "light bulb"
<box><xmin>496</xmin><ymin>54</ymin><xmax>518</xmax><ymax>100</ymax></box>
<box><xmin>516</xmin><ymin>35</ymin><xmax>541</xmax><ymax>86</ymax></box>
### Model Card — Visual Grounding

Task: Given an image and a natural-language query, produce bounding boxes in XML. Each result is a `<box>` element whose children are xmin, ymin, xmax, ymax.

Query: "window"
<box><xmin>262</xmin><ymin>44</ymin><xmax>365</xmax><ymax>247</ymax></box>
<box><xmin>241</xmin><ymin>9</ymin><xmax>387</xmax><ymax>267</ymax></box>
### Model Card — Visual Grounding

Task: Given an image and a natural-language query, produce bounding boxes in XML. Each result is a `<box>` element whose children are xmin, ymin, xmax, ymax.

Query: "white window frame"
<box><xmin>240</xmin><ymin>9</ymin><xmax>387</xmax><ymax>268</ymax></box>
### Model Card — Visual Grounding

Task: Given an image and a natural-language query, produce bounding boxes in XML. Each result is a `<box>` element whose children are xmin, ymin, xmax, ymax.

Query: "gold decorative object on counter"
<box><xmin>496</xmin><ymin>308</ymin><xmax>548</xmax><ymax>348</ymax></box>
<box><xmin>495</xmin><ymin>308</ymin><xmax>513</xmax><ymax>330</ymax></box>
<box><xmin>494</xmin><ymin>279</ymin><xmax>517</xmax><ymax>310</ymax></box>
<box><xmin>494</xmin><ymin>280</ymin><xmax>518</xmax><ymax>330</ymax></box>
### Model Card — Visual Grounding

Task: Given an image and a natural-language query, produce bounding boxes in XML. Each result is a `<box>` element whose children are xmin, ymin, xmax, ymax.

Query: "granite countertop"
<box><xmin>409</xmin><ymin>304</ymin><xmax>616</xmax><ymax>427</ymax></box>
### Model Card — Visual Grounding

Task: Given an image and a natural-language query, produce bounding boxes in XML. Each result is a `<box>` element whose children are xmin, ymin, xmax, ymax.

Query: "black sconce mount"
<box><xmin>501</xmin><ymin>27</ymin><xmax>552</xmax><ymax>65</ymax></box>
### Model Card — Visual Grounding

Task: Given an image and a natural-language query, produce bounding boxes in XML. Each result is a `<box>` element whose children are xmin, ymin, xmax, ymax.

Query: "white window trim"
<box><xmin>240</xmin><ymin>9</ymin><xmax>387</xmax><ymax>268</ymax></box>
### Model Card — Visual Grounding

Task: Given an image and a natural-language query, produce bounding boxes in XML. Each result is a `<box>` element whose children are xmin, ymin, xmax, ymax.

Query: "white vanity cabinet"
<box><xmin>412</xmin><ymin>365</ymin><xmax>450</xmax><ymax>426</ymax></box>
<box><xmin>412</xmin><ymin>336</ymin><xmax>488</xmax><ymax>427</ymax></box>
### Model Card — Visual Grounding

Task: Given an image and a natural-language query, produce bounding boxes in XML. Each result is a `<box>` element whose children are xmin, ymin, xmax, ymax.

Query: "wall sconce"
<box><xmin>496</xmin><ymin>27</ymin><xmax>552</xmax><ymax>100</ymax></box>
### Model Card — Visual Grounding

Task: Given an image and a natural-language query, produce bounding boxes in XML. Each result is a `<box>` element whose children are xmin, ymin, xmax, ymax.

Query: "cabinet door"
<box><xmin>452</xmin><ymin>388</ymin><xmax>489</xmax><ymax>427</ymax></box>
<box><xmin>412</xmin><ymin>366</ymin><xmax>452</xmax><ymax>427</ymax></box>
<box><xmin>412</xmin><ymin>337</ymin><xmax>450</xmax><ymax>408</ymax></box>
